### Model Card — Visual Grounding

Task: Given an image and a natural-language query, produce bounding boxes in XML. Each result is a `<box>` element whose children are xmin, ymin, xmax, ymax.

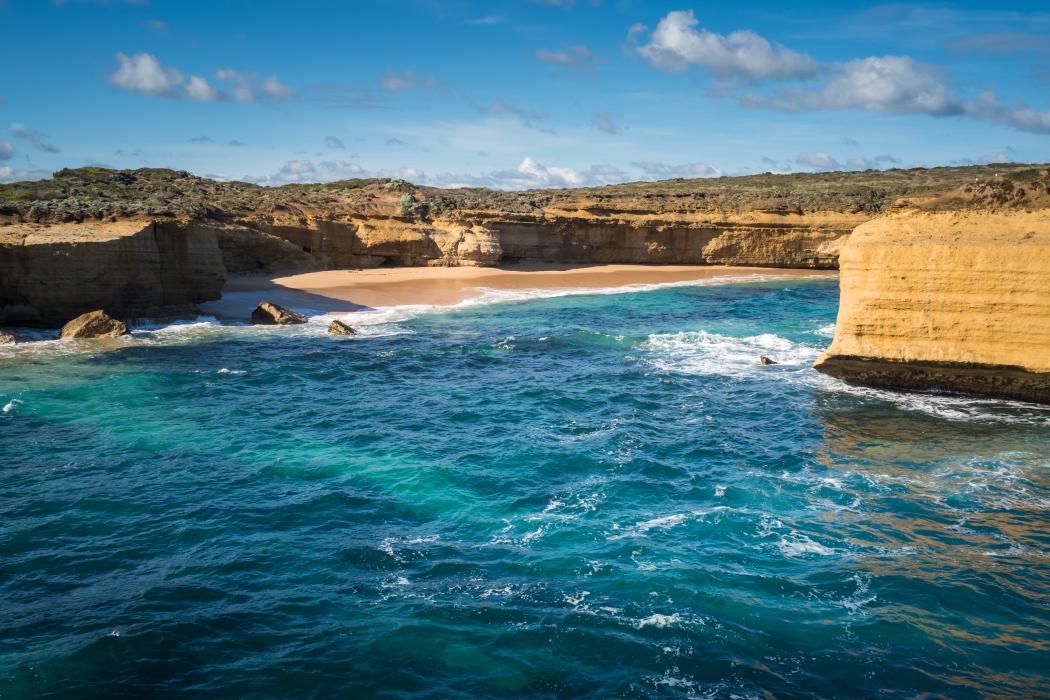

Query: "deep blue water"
<box><xmin>2</xmin><ymin>278</ymin><xmax>1049</xmax><ymax>699</ymax></box>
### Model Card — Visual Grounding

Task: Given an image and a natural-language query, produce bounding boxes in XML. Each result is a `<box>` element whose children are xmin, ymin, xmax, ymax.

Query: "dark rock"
<box><xmin>60</xmin><ymin>310</ymin><xmax>129</xmax><ymax>339</ymax></box>
<box><xmin>759</xmin><ymin>355</ymin><xmax>778</xmax><ymax>365</ymax></box>
<box><xmin>328</xmin><ymin>320</ymin><xmax>357</xmax><ymax>336</ymax></box>
<box><xmin>251</xmin><ymin>301</ymin><xmax>308</xmax><ymax>325</ymax></box>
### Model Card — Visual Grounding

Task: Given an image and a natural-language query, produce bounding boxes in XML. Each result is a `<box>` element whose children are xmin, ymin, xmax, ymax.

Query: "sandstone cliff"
<box><xmin>0</xmin><ymin>164</ymin><xmax>1045</xmax><ymax>327</ymax></box>
<box><xmin>815</xmin><ymin>207</ymin><xmax>1050</xmax><ymax>403</ymax></box>
<box><xmin>0</xmin><ymin>220</ymin><xmax>225</xmax><ymax>325</ymax></box>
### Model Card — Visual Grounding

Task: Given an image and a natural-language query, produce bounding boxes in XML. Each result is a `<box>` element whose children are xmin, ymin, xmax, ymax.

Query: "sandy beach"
<box><xmin>199</xmin><ymin>264</ymin><xmax>836</xmax><ymax>319</ymax></box>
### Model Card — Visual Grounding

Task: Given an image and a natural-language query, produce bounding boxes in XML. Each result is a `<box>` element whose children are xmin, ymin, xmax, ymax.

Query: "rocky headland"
<box><xmin>815</xmin><ymin>173</ymin><xmax>1050</xmax><ymax>404</ymax></box>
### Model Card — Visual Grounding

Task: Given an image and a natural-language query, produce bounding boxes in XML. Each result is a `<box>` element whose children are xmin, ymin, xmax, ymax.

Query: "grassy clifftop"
<box><xmin>1</xmin><ymin>163</ymin><xmax>1048</xmax><ymax>225</ymax></box>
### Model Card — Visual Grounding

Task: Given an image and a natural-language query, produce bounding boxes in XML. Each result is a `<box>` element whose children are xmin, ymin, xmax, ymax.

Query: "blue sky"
<box><xmin>1</xmin><ymin>0</ymin><xmax>1049</xmax><ymax>188</ymax></box>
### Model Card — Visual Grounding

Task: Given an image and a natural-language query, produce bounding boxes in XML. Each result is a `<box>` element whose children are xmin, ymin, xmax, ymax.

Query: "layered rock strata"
<box><xmin>814</xmin><ymin>209</ymin><xmax>1050</xmax><ymax>403</ymax></box>
<box><xmin>0</xmin><ymin>220</ymin><xmax>224</xmax><ymax>326</ymax></box>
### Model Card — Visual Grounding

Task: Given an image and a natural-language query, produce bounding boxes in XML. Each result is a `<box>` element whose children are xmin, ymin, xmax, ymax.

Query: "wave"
<box><xmin>459</xmin><ymin>272</ymin><xmax>830</xmax><ymax>306</ymax></box>
<box><xmin>643</xmin><ymin>330</ymin><xmax>824</xmax><ymax>378</ymax></box>
<box><xmin>643</xmin><ymin>327</ymin><xmax>1050</xmax><ymax>426</ymax></box>
<box><xmin>808</xmin><ymin>373</ymin><xmax>1050</xmax><ymax>426</ymax></box>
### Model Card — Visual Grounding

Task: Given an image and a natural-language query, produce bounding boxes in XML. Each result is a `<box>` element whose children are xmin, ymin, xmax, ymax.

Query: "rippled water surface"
<box><xmin>2</xmin><ymin>278</ymin><xmax>1049</xmax><ymax>698</ymax></box>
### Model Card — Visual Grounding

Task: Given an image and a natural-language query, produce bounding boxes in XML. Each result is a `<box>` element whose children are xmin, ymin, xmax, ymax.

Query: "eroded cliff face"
<box><xmin>0</xmin><ymin>220</ymin><xmax>225</xmax><ymax>325</ymax></box>
<box><xmin>814</xmin><ymin>209</ymin><xmax>1050</xmax><ymax>403</ymax></box>
<box><xmin>225</xmin><ymin>209</ymin><xmax>860</xmax><ymax>270</ymax></box>
<box><xmin>0</xmin><ymin>208</ymin><xmax>858</xmax><ymax>324</ymax></box>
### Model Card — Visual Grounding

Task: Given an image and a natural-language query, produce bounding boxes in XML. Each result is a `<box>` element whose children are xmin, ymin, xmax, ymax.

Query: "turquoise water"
<box><xmin>2</xmin><ymin>277</ymin><xmax>1049</xmax><ymax>698</ymax></box>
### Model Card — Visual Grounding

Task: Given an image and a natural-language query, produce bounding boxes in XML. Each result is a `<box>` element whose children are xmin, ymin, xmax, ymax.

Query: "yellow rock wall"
<box><xmin>815</xmin><ymin>209</ymin><xmax>1050</xmax><ymax>403</ymax></box>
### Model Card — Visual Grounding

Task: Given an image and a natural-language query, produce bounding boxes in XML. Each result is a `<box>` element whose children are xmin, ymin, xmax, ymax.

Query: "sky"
<box><xmin>1</xmin><ymin>0</ymin><xmax>1049</xmax><ymax>189</ymax></box>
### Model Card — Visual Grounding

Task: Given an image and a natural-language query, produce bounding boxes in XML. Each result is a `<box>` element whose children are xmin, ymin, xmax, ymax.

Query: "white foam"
<box><xmin>635</xmin><ymin>613</ymin><xmax>683</xmax><ymax>629</ymax></box>
<box><xmin>643</xmin><ymin>330</ymin><xmax>822</xmax><ymax>378</ymax></box>
<box><xmin>814</xmin><ymin>323</ymin><xmax>836</xmax><ymax>337</ymax></box>
<box><xmin>610</xmin><ymin>507</ymin><xmax>726</xmax><ymax>540</ymax></box>
<box><xmin>778</xmin><ymin>534</ymin><xmax>835</xmax><ymax>557</ymax></box>
<box><xmin>2</xmin><ymin>398</ymin><xmax>21</xmax><ymax>414</ymax></box>
<box><xmin>459</xmin><ymin>273</ymin><xmax>822</xmax><ymax>307</ymax></box>
<box><xmin>635</xmin><ymin>513</ymin><xmax>690</xmax><ymax>532</ymax></box>
<box><xmin>809</xmin><ymin>372</ymin><xmax>1050</xmax><ymax>426</ymax></box>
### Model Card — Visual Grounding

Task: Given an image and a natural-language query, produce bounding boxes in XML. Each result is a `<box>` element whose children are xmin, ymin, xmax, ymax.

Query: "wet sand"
<box><xmin>200</xmin><ymin>264</ymin><xmax>836</xmax><ymax>319</ymax></box>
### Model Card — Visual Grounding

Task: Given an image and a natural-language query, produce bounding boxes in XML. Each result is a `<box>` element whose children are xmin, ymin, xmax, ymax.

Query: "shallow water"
<box><xmin>2</xmin><ymin>278</ymin><xmax>1048</xmax><ymax>698</ymax></box>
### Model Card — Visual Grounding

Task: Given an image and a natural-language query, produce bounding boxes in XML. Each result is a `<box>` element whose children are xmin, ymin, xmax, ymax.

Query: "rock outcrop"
<box><xmin>0</xmin><ymin>330</ymin><xmax>25</xmax><ymax>344</ymax></box>
<box><xmin>0</xmin><ymin>220</ymin><xmax>225</xmax><ymax>326</ymax></box>
<box><xmin>251</xmin><ymin>301</ymin><xmax>308</xmax><ymax>325</ymax></box>
<box><xmin>814</xmin><ymin>208</ymin><xmax>1050</xmax><ymax>404</ymax></box>
<box><xmin>328</xmin><ymin>320</ymin><xmax>357</xmax><ymax>336</ymax></box>
<box><xmin>60</xmin><ymin>310</ymin><xmax>129</xmax><ymax>339</ymax></box>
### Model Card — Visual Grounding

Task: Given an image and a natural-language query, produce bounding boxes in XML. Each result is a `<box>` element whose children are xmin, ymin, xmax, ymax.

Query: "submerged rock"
<box><xmin>251</xmin><ymin>301</ymin><xmax>307</xmax><ymax>325</ymax></box>
<box><xmin>60</xmin><ymin>310</ymin><xmax>129</xmax><ymax>339</ymax></box>
<box><xmin>328</xmin><ymin>320</ymin><xmax>357</xmax><ymax>336</ymax></box>
<box><xmin>759</xmin><ymin>355</ymin><xmax>778</xmax><ymax>365</ymax></box>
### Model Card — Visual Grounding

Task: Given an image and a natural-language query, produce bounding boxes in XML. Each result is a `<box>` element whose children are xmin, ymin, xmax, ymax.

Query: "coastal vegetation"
<box><xmin>2</xmin><ymin>163</ymin><xmax>1047</xmax><ymax>225</ymax></box>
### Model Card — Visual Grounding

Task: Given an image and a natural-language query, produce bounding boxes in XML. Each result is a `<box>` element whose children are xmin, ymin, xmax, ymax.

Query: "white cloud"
<box><xmin>795</xmin><ymin>152</ymin><xmax>903</xmax><ymax>172</ymax></box>
<box><xmin>966</xmin><ymin>91</ymin><xmax>1050</xmax><ymax>135</ymax></box>
<box><xmin>261</xmin><ymin>75</ymin><xmax>294</xmax><ymax>100</ymax></box>
<box><xmin>509</xmin><ymin>157</ymin><xmax>587</xmax><ymax>187</ymax></box>
<box><xmin>110</xmin><ymin>53</ymin><xmax>293</xmax><ymax>102</ymax></box>
<box><xmin>185</xmin><ymin>75</ymin><xmax>221</xmax><ymax>102</ymax></box>
<box><xmin>741</xmin><ymin>55</ymin><xmax>1050</xmax><ymax>134</ymax></box>
<box><xmin>110</xmin><ymin>52</ymin><xmax>182</xmax><ymax>97</ymax></box>
<box><xmin>245</xmin><ymin>159</ymin><xmax>367</xmax><ymax>185</ymax></box>
<box><xmin>745</xmin><ymin>56</ymin><xmax>962</xmax><ymax>116</ymax></box>
<box><xmin>433</xmin><ymin>158</ymin><xmax>628</xmax><ymax>190</ymax></box>
<box><xmin>634</xmin><ymin>10</ymin><xmax>818</xmax><ymax>82</ymax></box>
<box><xmin>0</xmin><ymin>166</ymin><xmax>51</xmax><ymax>183</ymax></box>
<box><xmin>0</xmin><ymin>140</ymin><xmax>12</xmax><ymax>160</ymax></box>
<box><xmin>325</xmin><ymin>135</ymin><xmax>346</xmax><ymax>149</ymax></box>
<box><xmin>796</xmin><ymin>152</ymin><xmax>840</xmax><ymax>171</ymax></box>
<box><xmin>247</xmin><ymin>156</ymin><xmax>631</xmax><ymax>191</ymax></box>
<box><xmin>213</xmin><ymin>69</ymin><xmax>294</xmax><ymax>102</ymax></box>
<box><xmin>631</xmin><ymin>161</ymin><xmax>722</xmax><ymax>178</ymax></box>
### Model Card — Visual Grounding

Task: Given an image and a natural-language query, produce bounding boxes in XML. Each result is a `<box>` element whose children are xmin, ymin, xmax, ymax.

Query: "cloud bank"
<box><xmin>633</xmin><ymin>10</ymin><xmax>1050</xmax><ymax>134</ymax></box>
<box><xmin>110</xmin><ymin>53</ymin><xmax>293</xmax><ymax>103</ymax></box>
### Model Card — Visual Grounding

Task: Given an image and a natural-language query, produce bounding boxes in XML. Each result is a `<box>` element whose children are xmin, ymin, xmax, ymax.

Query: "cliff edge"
<box><xmin>815</xmin><ymin>173</ymin><xmax>1050</xmax><ymax>404</ymax></box>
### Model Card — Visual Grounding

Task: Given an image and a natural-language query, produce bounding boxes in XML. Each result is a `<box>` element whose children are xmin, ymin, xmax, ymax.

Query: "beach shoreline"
<box><xmin>200</xmin><ymin>264</ymin><xmax>837</xmax><ymax>319</ymax></box>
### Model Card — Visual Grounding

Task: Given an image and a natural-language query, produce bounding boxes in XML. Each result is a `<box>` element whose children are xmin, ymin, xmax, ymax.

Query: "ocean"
<box><xmin>2</xmin><ymin>277</ymin><xmax>1048</xmax><ymax>698</ymax></box>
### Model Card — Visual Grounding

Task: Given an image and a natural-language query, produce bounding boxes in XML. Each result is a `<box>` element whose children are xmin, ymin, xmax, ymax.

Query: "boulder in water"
<box><xmin>759</xmin><ymin>355</ymin><xmax>778</xmax><ymax>365</ymax></box>
<box><xmin>0</xmin><ymin>330</ymin><xmax>25</xmax><ymax>344</ymax></box>
<box><xmin>328</xmin><ymin>320</ymin><xmax>357</xmax><ymax>336</ymax></box>
<box><xmin>60</xmin><ymin>310</ymin><xmax>129</xmax><ymax>339</ymax></box>
<box><xmin>251</xmin><ymin>301</ymin><xmax>307</xmax><ymax>325</ymax></box>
